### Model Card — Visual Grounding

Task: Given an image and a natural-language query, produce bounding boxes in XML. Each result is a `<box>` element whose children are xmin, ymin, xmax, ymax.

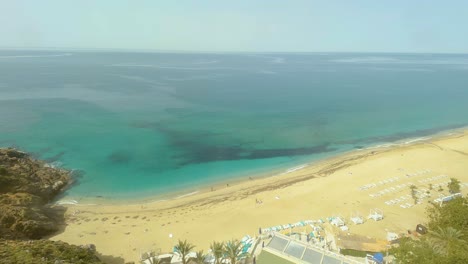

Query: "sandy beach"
<box><xmin>50</xmin><ymin>129</ymin><xmax>468</xmax><ymax>263</ymax></box>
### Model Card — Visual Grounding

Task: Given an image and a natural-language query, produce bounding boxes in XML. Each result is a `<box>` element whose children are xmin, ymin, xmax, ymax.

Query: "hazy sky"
<box><xmin>1</xmin><ymin>0</ymin><xmax>467</xmax><ymax>53</ymax></box>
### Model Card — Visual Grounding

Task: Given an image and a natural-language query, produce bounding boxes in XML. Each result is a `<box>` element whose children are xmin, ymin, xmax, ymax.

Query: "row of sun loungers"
<box><xmin>431</xmin><ymin>180</ymin><xmax>451</xmax><ymax>188</ymax></box>
<box><xmin>359</xmin><ymin>176</ymin><xmax>400</xmax><ymax>191</ymax></box>
<box><xmin>418</xmin><ymin>174</ymin><xmax>448</xmax><ymax>183</ymax></box>
<box><xmin>406</xmin><ymin>169</ymin><xmax>432</xmax><ymax>177</ymax></box>
<box><xmin>369</xmin><ymin>182</ymin><xmax>414</xmax><ymax>197</ymax></box>
<box><xmin>399</xmin><ymin>203</ymin><xmax>415</xmax><ymax>209</ymax></box>
<box><xmin>240</xmin><ymin>235</ymin><xmax>254</xmax><ymax>254</ymax></box>
<box><xmin>360</xmin><ymin>169</ymin><xmax>434</xmax><ymax>191</ymax></box>
<box><xmin>404</xmin><ymin>169</ymin><xmax>431</xmax><ymax>178</ymax></box>
<box><xmin>370</xmin><ymin>176</ymin><xmax>453</xmax><ymax>199</ymax></box>
<box><xmin>261</xmin><ymin>220</ymin><xmax>324</xmax><ymax>233</ymax></box>
<box><xmin>383</xmin><ymin>182</ymin><xmax>456</xmax><ymax>207</ymax></box>
<box><xmin>384</xmin><ymin>194</ymin><xmax>412</xmax><ymax>205</ymax></box>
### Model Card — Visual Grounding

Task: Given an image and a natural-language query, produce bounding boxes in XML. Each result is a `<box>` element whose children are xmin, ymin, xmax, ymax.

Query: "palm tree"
<box><xmin>174</xmin><ymin>239</ymin><xmax>196</xmax><ymax>264</ymax></box>
<box><xmin>192</xmin><ymin>250</ymin><xmax>206</xmax><ymax>264</ymax></box>
<box><xmin>140</xmin><ymin>251</ymin><xmax>162</xmax><ymax>264</ymax></box>
<box><xmin>427</xmin><ymin>226</ymin><xmax>466</xmax><ymax>256</ymax></box>
<box><xmin>447</xmin><ymin>178</ymin><xmax>461</xmax><ymax>194</ymax></box>
<box><xmin>224</xmin><ymin>239</ymin><xmax>244</xmax><ymax>264</ymax></box>
<box><xmin>210</xmin><ymin>241</ymin><xmax>225</xmax><ymax>264</ymax></box>
<box><xmin>410</xmin><ymin>184</ymin><xmax>418</xmax><ymax>204</ymax></box>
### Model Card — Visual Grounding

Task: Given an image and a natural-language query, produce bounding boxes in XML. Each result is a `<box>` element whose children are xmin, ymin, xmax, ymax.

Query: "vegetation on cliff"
<box><xmin>0</xmin><ymin>148</ymin><xmax>70</xmax><ymax>239</ymax></box>
<box><xmin>0</xmin><ymin>239</ymin><xmax>105</xmax><ymax>264</ymax></box>
<box><xmin>0</xmin><ymin>148</ymin><xmax>105</xmax><ymax>263</ymax></box>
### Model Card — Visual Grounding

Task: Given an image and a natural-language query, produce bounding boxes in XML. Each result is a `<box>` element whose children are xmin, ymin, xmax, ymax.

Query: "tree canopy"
<box><xmin>390</xmin><ymin>195</ymin><xmax>468</xmax><ymax>263</ymax></box>
<box><xmin>448</xmin><ymin>178</ymin><xmax>461</xmax><ymax>194</ymax></box>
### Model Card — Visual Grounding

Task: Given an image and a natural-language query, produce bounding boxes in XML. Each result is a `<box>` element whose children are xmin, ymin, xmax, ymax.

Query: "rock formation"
<box><xmin>0</xmin><ymin>148</ymin><xmax>70</xmax><ymax>239</ymax></box>
<box><xmin>0</xmin><ymin>148</ymin><xmax>105</xmax><ymax>263</ymax></box>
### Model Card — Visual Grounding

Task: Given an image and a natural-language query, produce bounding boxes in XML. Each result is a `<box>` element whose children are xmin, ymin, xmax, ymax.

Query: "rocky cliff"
<box><xmin>0</xmin><ymin>148</ymin><xmax>70</xmax><ymax>239</ymax></box>
<box><xmin>0</xmin><ymin>148</ymin><xmax>105</xmax><ymax>263</ymax></box>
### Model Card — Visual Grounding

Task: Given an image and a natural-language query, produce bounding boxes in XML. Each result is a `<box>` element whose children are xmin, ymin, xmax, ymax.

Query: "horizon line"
<box><xmin>1</xmin><ymin>46</ymin><xmax>467</xmax><ymax>55</ymax></box>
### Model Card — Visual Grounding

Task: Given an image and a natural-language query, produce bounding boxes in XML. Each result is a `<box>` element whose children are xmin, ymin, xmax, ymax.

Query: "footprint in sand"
<box><xmin>133</xmin><ymin>215</ymin><xmax>139</xmax><ymax>219</ymax></box>
<box><xmin>101</xmin><ymin>217</ymin><xmax>108</xmax><ymax>221</ymax></box>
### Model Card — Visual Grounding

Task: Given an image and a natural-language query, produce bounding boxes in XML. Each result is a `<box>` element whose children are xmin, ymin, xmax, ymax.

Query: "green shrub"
<box><xmin>0</xmin><ymin>166</ymin><xmax>7</xmax><ymax>175</ymax></box>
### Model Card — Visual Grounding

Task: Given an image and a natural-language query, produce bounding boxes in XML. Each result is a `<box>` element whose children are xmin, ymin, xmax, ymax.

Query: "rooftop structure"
<box><xmin>261</xmin><ymin>232</ymin><xmax>365</xmax><ymax>264</ymax></box>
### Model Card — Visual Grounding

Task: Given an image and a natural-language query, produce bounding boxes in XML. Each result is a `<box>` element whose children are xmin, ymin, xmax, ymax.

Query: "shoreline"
<box><xmin>49</xmin><ymin>128</ymin><xmax>468</xmax><ymax>263</ymax></box>
<box><xmin>55</xmin><ymin>126</ymin><xmax>467</xmax><ymax>206</ymax></box>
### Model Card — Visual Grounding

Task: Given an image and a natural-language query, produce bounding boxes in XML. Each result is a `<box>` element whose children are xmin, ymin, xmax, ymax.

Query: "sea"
<box><xmin>1</xmin><ymin>50</ymin><xmax>468</xmax><ymax>201</ymax></box>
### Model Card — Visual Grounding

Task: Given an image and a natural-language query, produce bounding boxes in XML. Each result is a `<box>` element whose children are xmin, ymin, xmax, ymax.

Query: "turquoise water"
<box><xmin>1</xmin><ymin>51</ymin><xmax>468</xmax><ymax>199</ymax></box>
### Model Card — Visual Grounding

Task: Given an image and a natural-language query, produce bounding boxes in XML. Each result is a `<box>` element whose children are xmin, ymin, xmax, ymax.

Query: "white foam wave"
<box><xmin>403</xmin><ymin>137</ymin><xmax>431</xmax><ymax>144</ymax></box>
<box><xmin>44</xmin><ymin>161</ymin><xmax>63</xmax><ymax>168</ymax></box>
<box><xmin>175</xmin><ymin>191</ymin><xmax>199</xmax><ymax>199</ymax></box>
<box><xmin>148</xmin><ymin>199</ymin><xmax>168</xmax><ymax>203</ymax></box>
<box><xmin>56</xmin><ymin>199</ymin><xmax>78</xmax><ymax>205</ymax></box>
<box><xmin>282</xmin><ymin>164</ymin><xmax>308</xmax><ymax>174</ymax></box>
<box><xmin>365</xmin><ymin>143</ymin><xmax>397</xmax><ymax>150</ymax></box>
<box><xmin>364</xmin><ymin>136</ymin><xmax>432</xmax><ymax>151</ymax></box>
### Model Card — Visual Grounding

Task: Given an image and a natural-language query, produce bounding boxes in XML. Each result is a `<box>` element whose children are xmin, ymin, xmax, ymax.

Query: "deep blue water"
<box><xmin>1</xmin><ymin>51</ymin><xmax>468</xmax><ymax>199</ymax></box>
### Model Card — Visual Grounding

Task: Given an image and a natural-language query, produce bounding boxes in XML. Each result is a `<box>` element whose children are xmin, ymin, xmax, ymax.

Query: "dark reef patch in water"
<box><xmin>129</xmin><ymin>120</ymin><xmax>158</xmax><ymax>129</ymax></box>
<box><xmin>108</xmin><ymin>150</ymin><xmax>132</xmax><ymax>163</ymax></box>
<box><xmin>135</xmin><ymin>120</ymin><xmax>338</xmax><ymax>165</ymax></box>
<box><xmin>175</xmin><ymin>143</ymin><xmax>336</xmax><ymax>165</ymax></box>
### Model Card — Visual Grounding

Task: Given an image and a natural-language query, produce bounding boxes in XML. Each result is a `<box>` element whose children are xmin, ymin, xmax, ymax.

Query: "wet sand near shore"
<box><xmin>50</xmin><ymin>130</ymin><xmax>468</xmax><ymax>263</ymax></box>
